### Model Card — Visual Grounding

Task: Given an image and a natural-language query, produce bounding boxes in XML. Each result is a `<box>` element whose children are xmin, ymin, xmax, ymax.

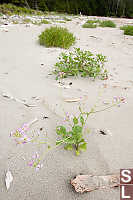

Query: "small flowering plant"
<box><xmin>10</xmin><ymin>123</ymin><xmax>32</xmax><ymax>145</ymax></box>
<box><xmin>56</xmin><ymin>96</ymin><xmax>126</xmax><ymax>155</ymax></box>
<box><xmin>54</xmin><ymin>48</ymin><xmax>108</xmax><ymax>80</ymax></box>
<box><xmin>56</xmin><ymin>107</ymin><xmax>88</xmax><ymax>156</ymax></box>
<box><xmin>28</xmin><ymin>152</ymin><xmax>43</xmax><ymax>171</ymax></box>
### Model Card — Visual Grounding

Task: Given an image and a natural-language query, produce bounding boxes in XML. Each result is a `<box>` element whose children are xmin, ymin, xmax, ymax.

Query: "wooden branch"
<box><xmin>71</xmin><ymin>174</ymin><xmax>119</xmax><ymax>193</ymax></box>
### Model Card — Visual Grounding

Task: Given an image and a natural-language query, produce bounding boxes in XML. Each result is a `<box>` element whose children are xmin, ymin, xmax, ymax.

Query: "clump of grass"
<box><xmin>82</xmin><ymin>19</ymin><xmax>99</xmax><ymax>28</ymax></box>
<box><xmin>54</xmin><ymin>48</ymin><xmax>108</xmax><ymax>80</ymax></box>
<box><xmin>54</xmin><ymin>20</ymin><xmax>66</xmax><ymax>23</ymax></box>
<box><xmin>41</xmin><ymin>19</ymin><xmax>50</xmax><ymax>24</ymax></box>
<box><xmin>12</xmin><ymin>20</ymin><xmax>19</xmax><ymax>24</ymax></box>
<box><xmin>63</xmin><ymin>16</ymin><xmax>72</xmax><ymax>21</ymax></box>
<box><xmin>99</xmin><ymin>20</ymin><xmax>116</xmax><ymax>28</ymax></box>
<box><xmin>22</xmin><ymin>18</ymin><xmax>32</xmax><ymax>24</ymax></box>
<box><xmin>120</xmin><ymin>25</ymin><xmax>133</xmax><ymax>36</ymax></box>
<box><xmin>33</xmin><ymin>19</ymin><xmax>51</xmax><ymax>26</ymax></box>
<box><xmin>39</xmin><ymin>26</ymin><xmax>76</xmax><ymax>49</ymax></box>
<box><xmin>0</xmin><ymin>3</ymin><xmax>43</xmax><ymax>16</ymax></box>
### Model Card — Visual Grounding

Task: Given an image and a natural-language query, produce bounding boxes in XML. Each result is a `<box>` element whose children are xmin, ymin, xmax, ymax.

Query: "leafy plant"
<box><xmin>120</xmin><ymin>25</ymin><xmax>133</xmax><ymax>36</ymax></box>
<box><xmin>39</xmin><ymin>26</ymin><xmax>76</xmax><ymax>49</ymax></box>
<box><xmin>82</xmin><ymin>19</ymin><xmax>99</xmax><ymax>28</ymax></box>
<box><xmin>40</xmin><ymin>19</ymin><xmax>51</xmax><ymax>24</ymax></box>
<box><xmin>56</xmin><ymin>107</ymin><xmax>89</xmax><ymax>155</ymax></box>
<box><xmin>22</xmin><ymin>18</ymin><xmax>32</xmax><ymax>24</ymax></box>
<box><xmin>63</xmin><ymin>16</ymin><xmax>72</xmax><ymax>21</ymax></box>
<box><xmin>56</xmin><ymin>96</ymin><xmax>126</xmax><ymax>156</ymax></box>
<box><xmin>54</xmin><ymin>48</ymin><xmax>107</xmax><ymax>80</ymax></box>
<box><xmin>99</xmin><ymin>20</ymin><xmax>116</xmax><ymax>28</ymax></box>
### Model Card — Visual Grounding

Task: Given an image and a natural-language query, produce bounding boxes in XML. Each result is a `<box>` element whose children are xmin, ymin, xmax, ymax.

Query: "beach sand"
<box><xmin>0</xmin><ymin>16</ymin><xmax>133</xmax><ymax>199</ymax></box>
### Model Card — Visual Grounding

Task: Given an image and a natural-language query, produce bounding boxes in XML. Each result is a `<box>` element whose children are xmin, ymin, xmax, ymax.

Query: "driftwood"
<box><xmin>71</xmin><ymin>174</ymin><xmax>119</xmax><ymax>193</ymax></box>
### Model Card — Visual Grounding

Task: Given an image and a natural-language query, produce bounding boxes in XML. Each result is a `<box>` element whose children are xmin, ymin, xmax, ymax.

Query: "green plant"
<box><xmin>120</xmin><ymin>25</ymin><xmax>133</xmax><ymax>36</ymax></box>
<box><xmin>56</xmin><ymin>107</ymin><xmax>89</xmax><ymax>155</ymax></box>
<box><xmin>82</xmin><ymin>19</ymin><xmax>99</xmax><ymax>28</ymax></box>
<box><xmin>54</xmin><ymin>20</ymin><xmax>66</xmax><ymax>23</ymax></box>
<box><xmin>12</xmin><ymin>20</ymin><xmax>19</xmax><ymax>24</ymax></box>
<box><xmin>63</xmin><ymin>16</ymin><xmax>72</xmax><ymax>21</ymax></box>
<box><xmin>99</xmin><ymin>20</ymin><xmax>116</xmax><ymax>28</ymax></box>
<box><xmin>54</xmin><ymin>48</ymin><xmax>107</xmax><ymax>80</ymax></box>
<box><xmin>22</xmin><ymin>18</ymin><xmax>32</xmax><ymax>24</ymax></box>
<box><xmin>41</xmin><ymin>19</ymin><xmax>51</xmax><ymax>24</ymax></box>
<box><xmin>39</xmin><ymin>26</ymin><xmax>76</xmax><ymax>49</ymax></box>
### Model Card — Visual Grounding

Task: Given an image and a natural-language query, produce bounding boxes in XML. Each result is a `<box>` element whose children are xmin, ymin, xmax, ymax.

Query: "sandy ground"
<box><xmin>0</xmin><ymin>16</ymin><xmax>133</xmax><ymax>199</ymax></box>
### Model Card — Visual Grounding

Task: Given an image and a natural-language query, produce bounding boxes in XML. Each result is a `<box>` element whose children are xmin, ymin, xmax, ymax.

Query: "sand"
<box><xmin>0</xmin><ymin>15</ymin><xmax>133</xmax><ymax>200</ymax></box>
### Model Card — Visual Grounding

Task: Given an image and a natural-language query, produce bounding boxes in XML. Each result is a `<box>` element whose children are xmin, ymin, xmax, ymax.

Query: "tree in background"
<box><xmin>0</xmin><ymin>0</ymin><xmax>133</xmax><ymax>17</ymax></box>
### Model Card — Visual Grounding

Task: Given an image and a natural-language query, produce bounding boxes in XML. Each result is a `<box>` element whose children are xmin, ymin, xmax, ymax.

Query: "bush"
<box><xmin>54</xmin><ymin>48</ymin><xmax>108</xmax><ymax>80</ymax></box>
<box><xmin>40</xmin><ymin>19</ymin><xmax>50</xmax><ymax>24</ymax></box>
<box><xmin>99</xmin><ymin>20</ymin><xmax>116</xmax><ymax>28</ymax></box>
<box><xmin>120</xmin><ymin>25</ymin><xmax>133</xmax><ymax>36</ymax></box>
<box><xmin>82</xmin><ymin>19</ymin><xmax>99</xmax><ymax>28</ymax></box>
<box><xmin>39</xmin><ymin>26</ymin><xmax>76</xmax><ymax>49</ymax></box>
<box><xmin>63</xmin><ymin>16</ymin><xmax>72</xmax><ymax>21</ymax></box>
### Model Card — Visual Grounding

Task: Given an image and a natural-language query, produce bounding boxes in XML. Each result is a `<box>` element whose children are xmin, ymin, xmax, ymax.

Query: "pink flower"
<box><xmin>28</xmin><ymin>160</ymin><xmax>34</xmax><ymax>167</ymax></box>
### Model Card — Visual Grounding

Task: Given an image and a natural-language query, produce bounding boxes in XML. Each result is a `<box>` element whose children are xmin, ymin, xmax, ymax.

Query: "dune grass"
<box><xmin>99</xmin><ymin>20</ymin><xmax>116</xmax><ymax>28</ymax></box>
<box><xmin>82</xmin><ymin>20</ymin><xmax>99</xmax><ymax>28</ymax></box>
<box><xmin>39</xmin><ymin>26</ymin><xmax>76</xmax><ymax>49</ymax></box>
<box><xmin>120</xmin><ymin>25</ymin><xmax>133</xmax><ymax>36</ymax></box>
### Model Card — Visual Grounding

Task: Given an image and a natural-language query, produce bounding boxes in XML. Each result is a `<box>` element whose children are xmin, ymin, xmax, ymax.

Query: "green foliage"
<box><xmin>22</xmin><ymin>18</ymin><xmax>32</xmax><ymax>23</ymax></box>
<box><xmin>56</xmin><ymin>107</ymin><xmax>90</xmax><ymax>155</ymax></box>
<box><xmin>99</xmin><ymin>20</ymin><xmax>116</xmax><ymax>28</ymax></box>
<box><xmin>1</xmin><ymin>0</ymin><xmax>133</xmax><ymax>18</ymax></box>
<box><xmin>120</xmin><ymin>25</ymin><xmax>133</xmax><ymax>36</ymax></box>
<box><xmin>63</xmin><ymin>16</ymin><xmax>72</xmax><ymax>21</ymax></box>
<box><xmin>0</xmin><ymin>3</ymin><xmax>43</xmax><ymax>16</ymax></box>
<box><xmin>54</xmin><ymin>48</ymin><xmax>107</xmax><ymax>80</ymax></box>
<box><xmin>40</xmin><ymin>19</ymin><xmax>50</xmax><ymax>24</ymax></box>
<box><xmin>39</xmin><ymin>26</ymin><xmax>76</xmax><ymax>49</ymax></box>
<box><xmin>82</xmin><ymin>19</ymin><xmax>99</xmax><ymax>28</ymax></box>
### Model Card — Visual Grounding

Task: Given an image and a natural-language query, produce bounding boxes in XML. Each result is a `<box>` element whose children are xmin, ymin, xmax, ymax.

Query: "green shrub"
<box><xmin>99</xmin><ymin>20</ymin><xmax>116</xmax><ymax>28</ymax></box>
<box><xmin>82</xmin><ymin>23</ymin><xmax>97</xmax><ymax>28</ymax></box>
<box><xmin>40</xmin><ymin>19</ymin><xmax>51</xmax><ymax>24</ymax></box>
<box><xmin>22</xmin><ymin>18</ymin><xmax>32</xmax><ymax>24</ymax></box>
<box><xmin>54</xmin><ymin>48</ymin><xmax>107</xmax><ymax>80</ymax></box>
<box><xmin>63</xmin><ymin>16</ymin><xmax>72</xmax><ymax>21</ymax></box>
<box><xmin>120</xmin><ymin>25</ymin><xmax>133</xmax><ymax>36</ymax></box>
<box><xmin>82</xmin><ymin>19</ymin><xmax>99</xmax><ymax>28</ymax></box>
<box><xmin>39</xmin><ymin>26</ymin><xmax>76</xmax><ymax>49</ymax></box>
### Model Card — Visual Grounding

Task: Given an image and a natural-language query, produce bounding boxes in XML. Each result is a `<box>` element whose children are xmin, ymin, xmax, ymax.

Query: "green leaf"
<box><xmin>66</xmin><ymin>137</ymin><xmax>75</xmax><ymax>144</ymax></box>
<box><xmin>73</xmin><ymin>117</ymin><xmax>78</xmax><ymax>125</ymax></box>
<box><xmin>79</xmin><ymin>142</ymin><xmax>87</xmax><ymax>152</ymax></box>
<box><xmin>56</xmin><ymin>140</ymin><xmax>63</xmax><ymax>146</ymax></box>
<box><xmin>64</xmin><ymin>144</ymin><xmax>73</xmax><ymax>151</ymax></box>
<box><xmin>72</xmin><ymin>125</ymin><xmax>82</xmax><ymax>134</ymax></box>
<box><xmin>56</xmin><ymin>126</ymin><xmax>66</xmax><ymax>135</ymax></box>
<box><xmin>80</xmin><ymin>116</ymin><xmax>84</xmax><ymax>126</ymax></box>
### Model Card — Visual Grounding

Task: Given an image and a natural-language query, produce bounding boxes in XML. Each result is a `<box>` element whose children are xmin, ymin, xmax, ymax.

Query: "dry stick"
<box><xmin>71</xmin><ymin>174</ymin><xmax>120</xmax><ymax>193</ymax></box>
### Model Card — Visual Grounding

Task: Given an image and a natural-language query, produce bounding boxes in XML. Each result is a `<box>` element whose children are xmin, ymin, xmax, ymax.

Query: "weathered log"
<box><xmin>71</xmin><ymin>174</ymin><xmax>119</xmax><ymax>193</ymax></box>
